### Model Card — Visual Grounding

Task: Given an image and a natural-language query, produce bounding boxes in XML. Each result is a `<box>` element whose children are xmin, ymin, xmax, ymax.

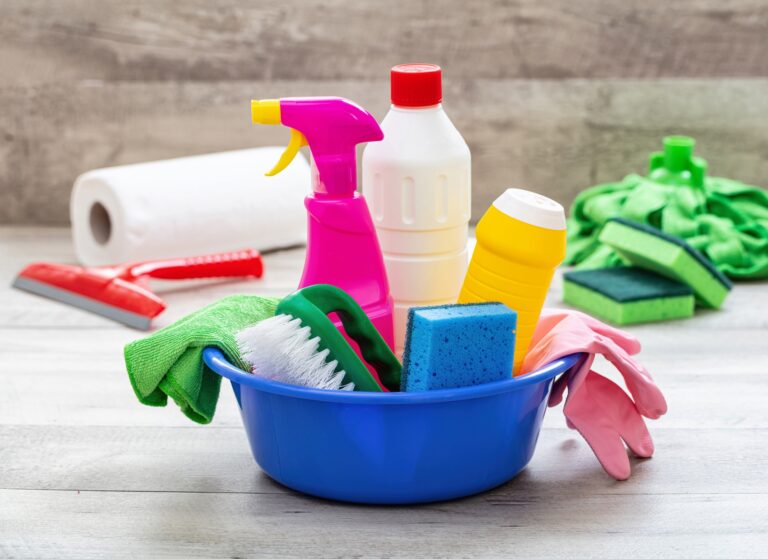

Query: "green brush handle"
<box><xmin>276</xmin><ymin>285</ymin><xmax>402</xmax><ymax>392</ymax></box>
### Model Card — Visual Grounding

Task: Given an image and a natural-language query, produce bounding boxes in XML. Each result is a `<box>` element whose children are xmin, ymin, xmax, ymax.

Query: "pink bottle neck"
<box><xmin>299</xmin><ymin>194</ymin><xmax>391</xmax><ymax>310</ymax></box>
<box><xmin>309</xmin><ymin>154</ymin><xmax>358</xmax><ymax>198</ymax></box>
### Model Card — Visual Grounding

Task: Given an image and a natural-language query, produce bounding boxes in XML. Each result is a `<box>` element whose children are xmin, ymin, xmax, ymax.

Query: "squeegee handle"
<box><xmin>128</xmin><ymin>249</ymin><xmax>264</xmax><ymax>281</ymax></box>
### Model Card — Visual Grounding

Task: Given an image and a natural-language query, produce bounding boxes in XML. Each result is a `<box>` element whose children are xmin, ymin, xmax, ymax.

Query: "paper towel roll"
<box><xmin>71</xmin><ymin>147</ymin><xmax>310</xmax><ymax>266</ymax></box>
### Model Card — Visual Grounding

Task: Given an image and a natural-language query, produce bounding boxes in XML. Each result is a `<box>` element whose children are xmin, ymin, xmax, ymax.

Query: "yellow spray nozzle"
<box><xmin>251</xmin><ymin>99</ymin><xmax>307</xmax><ymax>176</ymax></box>
<box><xmin>266</xmin><ymin>128</ymin><xmax>308</xmax><ymax>176</ymax></box>
<box><xmin>251</xmin><ymin>99</ymin><xmax>281</xmax><ymax>125</ymax></box>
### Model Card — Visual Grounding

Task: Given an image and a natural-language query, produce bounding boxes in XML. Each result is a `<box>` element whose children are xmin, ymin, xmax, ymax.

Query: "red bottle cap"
<box><xmin>391</xmin><ymin>63</ymin><xmax>442</xmax><ymax>107</ymax></box>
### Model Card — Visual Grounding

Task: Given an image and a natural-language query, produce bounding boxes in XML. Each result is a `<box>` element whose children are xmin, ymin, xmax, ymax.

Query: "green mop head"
<box><xmin>600</xmin><ymin>218</ymin><xmax>732</xmax><ymax>309</ymax></box>
<box><xmin>563</xmin><ymin>267</ymin><xmax>695</xmax><ymax>325</ymax></box>
<box><xmin>566</xmin><ymin>136</ymin><xmax>768</xmax><ymax>279</ymax></box>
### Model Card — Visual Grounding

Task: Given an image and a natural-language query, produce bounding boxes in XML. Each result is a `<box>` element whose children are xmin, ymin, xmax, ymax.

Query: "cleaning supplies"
<box><xmin>521</xmin><ymin>309</ymin><xmax>667</xmax><ymax>480</ymax></box>
<box><xmin>71</xmin><ymin>148</ymin><xmax>310</xmax><ymax>267</ymax></box>
<box><xmin>362</xmin><ymin>63</ymin><xmax>471</xmax><ymax>357</ymax></box>
<box><xmin>599</xmin><ymin>218</ymin><xmax>733</xmax><ymax>308</ymax></box>
<box><xmin>567</xmin><ymin>136</ymin><xmax>768</xmax><ymax>279</ymax></box>
<box><xmin>251</xmin><ymin>97</ymin><xmax>395</xmax><ymax>347</ymax></box>
<box><xmin>124</xmin><ymin>295</ymin><xmax>279</xmax><ymax>423</ymax></box>
<box><xmin>458</xmin><ymin>188</ymin><xmax>567</xmax><ymax>374</ymax></box>
<box><xmin>13</xmin><ymin>249</ymin><xmax>264</xmax><ymax>330</ymax></box>
<box><xmin>563</xmin><ymin>267</ymin><xmax>695</xmax><ymax>325</ymax></box>
<box><xmin>237</xmin><ymin>285</ymin><xmax>401</xmax><ymax>392</ymax></box>
<box><xmin>400</xmin><ymin>303</ymin><xmax>516</xmax><ymax>392</ymax></box>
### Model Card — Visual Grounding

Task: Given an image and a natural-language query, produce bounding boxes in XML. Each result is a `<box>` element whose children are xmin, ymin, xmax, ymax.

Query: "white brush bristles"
<box><xmin>236</xmin><ymin>314</ymin><xmax>354</xmax><ymax>391</ymax></box>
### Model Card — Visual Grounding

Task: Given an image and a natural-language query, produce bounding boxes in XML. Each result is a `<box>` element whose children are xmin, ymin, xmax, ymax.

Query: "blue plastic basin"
<box><xmin>203</xmin><ymin>347</ymin><xmax>580</xmax><ymax>504</ymax></box>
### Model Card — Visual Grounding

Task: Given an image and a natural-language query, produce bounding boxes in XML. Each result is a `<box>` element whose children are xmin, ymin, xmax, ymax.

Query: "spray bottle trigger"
<box><xmin>266</xmin><ymin>129</ymin><xmax>308</xmax><ymax>176</ymax></box>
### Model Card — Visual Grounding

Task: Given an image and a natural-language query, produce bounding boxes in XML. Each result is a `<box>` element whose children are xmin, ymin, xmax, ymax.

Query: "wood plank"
<box><xmin>4</xmin><ymin>228</ymin><xmax>767</xmax><ymax>331</ymax></box>
<box><xmin>0</xmin><ymin>323</ymin><xmax>766</xmax><ymax>429</ymax></box>
<box><xmin>1</xmin><ymin>489</ymin><xmax>766</xmax><ymax>558</ymax></box>
<box><xmin>3</xmin><ymin>251</ymin><xmax>767</xmax><ymax>331</ymax></box>
<box><xmin>1</xmin><ymin>426</ymin><xmax>766</xmax><ymax>496</ymax></box>
<box><xmin>2</xmin><ymin>79</ymin><xmax>768</xmax><ymax>225</ymax></box>
<box><xmin>2</xmin><ymin>0</ymin><xmax>767</xmax><ymax>83</ymax></box>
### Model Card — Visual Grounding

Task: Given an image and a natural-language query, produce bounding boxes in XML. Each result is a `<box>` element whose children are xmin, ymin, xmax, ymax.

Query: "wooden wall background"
<box><xmin>1</xmin><ymin>0</ymin><xmax>767</xmax><ymax>225</ymax></box>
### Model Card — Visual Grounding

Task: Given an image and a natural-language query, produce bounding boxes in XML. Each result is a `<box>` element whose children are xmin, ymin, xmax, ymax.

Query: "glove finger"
<box><xmin>597</xmin><ymin>338</ymin><xmax>667</xmax><ymax>419</ymax></box>
<box><xmin>564</xmin><ymin>400</ymin><xmax>632</xmax><ymax>481</ymax></box>
<box><xmin>589</xmin><ymin>373</ymin><xmax>656</xmax><ymax>458</ymax></box>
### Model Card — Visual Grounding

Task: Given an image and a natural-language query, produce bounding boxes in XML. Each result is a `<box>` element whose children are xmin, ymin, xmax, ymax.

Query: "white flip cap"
<box><xmin>492</xmin><ymin>188</ymin><xmax>566</xmax><ymax>230</ymax></box>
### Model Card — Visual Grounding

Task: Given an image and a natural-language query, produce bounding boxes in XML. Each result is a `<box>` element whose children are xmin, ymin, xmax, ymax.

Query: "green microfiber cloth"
<box><xmin>566</xmin><ymin>136</ymin><xmax>768</xmax><ymax>279</ymax></box>
<box><xmin>600</xmin><ymin>218</ymin><xmax>732</xmax><ymax>309</ymax></box>
<box><xmin>124</xmin><ymin>295</ymin><xmax>279</xmax><ymax>424</ymax></box>
<box><xmin>563</xmin><ymin>267</ymin><xmax>695</xmax><ymax>325</ymax></box>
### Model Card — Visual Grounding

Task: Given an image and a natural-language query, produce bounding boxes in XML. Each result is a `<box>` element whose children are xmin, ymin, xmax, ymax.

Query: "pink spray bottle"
<box><xmin>251</xmin><ymin>97</ymin><xmax>395</xmax><ymax>350</ymax></box>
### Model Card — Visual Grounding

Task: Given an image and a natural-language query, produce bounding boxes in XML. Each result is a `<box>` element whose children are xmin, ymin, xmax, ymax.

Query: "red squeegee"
<box><xmin>12</xmin><ymin>249</ymin><xmax>264</xmax><ymax>330</ymax></box>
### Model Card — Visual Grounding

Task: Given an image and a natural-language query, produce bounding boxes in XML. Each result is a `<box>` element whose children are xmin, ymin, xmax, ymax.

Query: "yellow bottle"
<box><xmin>458</xmin><ymin>189</ymin><xmax>566</xmax><ymax>374</ymax></box>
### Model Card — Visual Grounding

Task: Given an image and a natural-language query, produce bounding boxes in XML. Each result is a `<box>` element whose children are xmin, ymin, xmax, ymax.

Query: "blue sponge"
<box><xmin>401</xmin><ymin>303</ymin><xmax>517</xmax><ymax>392</ymax></box>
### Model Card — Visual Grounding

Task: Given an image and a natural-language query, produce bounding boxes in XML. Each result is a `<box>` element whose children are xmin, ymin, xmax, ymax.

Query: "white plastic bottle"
<box><xmin>362</xmin><ymin>63</ymin><xmax>471</xmax><ymax>356</ymax></box>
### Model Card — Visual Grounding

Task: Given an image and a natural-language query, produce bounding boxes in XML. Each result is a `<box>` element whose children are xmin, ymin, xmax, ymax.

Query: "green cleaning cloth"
<box><xmin>566</xmin><ymin>136</ymin><xmax>768</xmax><ymax>279</ymax></box>
<box><xmin>124</xmin><ymin>295</ymin><xmax>279</xmax><ymax>424</ymax></box>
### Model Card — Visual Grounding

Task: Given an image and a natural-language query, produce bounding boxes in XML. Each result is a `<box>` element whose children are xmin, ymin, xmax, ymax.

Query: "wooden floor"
<box><xmin>1</xmin><ymin>226</ymin><xmax>767</xmax><ymax>558</ymax></box>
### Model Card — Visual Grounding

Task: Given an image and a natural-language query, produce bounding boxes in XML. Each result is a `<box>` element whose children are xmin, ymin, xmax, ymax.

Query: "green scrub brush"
<box><xmin>236</xmin><ymin>284</ymin><xmax>401</xmax><ymax>392</ymax></box>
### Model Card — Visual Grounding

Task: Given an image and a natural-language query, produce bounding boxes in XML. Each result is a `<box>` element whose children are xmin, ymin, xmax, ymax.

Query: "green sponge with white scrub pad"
<box><xmin>563</xmin><ymin>267</ymin><xmax>695</xmax><ymax>325</ymax></box>
<box><xmin>599</xmin><ymin>218</ymin><xmax>732</xmax><ymax>309</ymax></box>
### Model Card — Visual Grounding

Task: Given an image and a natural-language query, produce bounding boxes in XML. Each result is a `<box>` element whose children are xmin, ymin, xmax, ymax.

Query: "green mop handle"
<box><xmin>648</xmin><ymin>135</ymin><xmax>707</xmax><ymax>188</ymax></box>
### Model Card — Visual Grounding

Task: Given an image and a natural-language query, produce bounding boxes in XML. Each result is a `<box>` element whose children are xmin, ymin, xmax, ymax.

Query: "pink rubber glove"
<box><xmin>521</xmin><ymin>309</ymin><xmax>667</xmax><ymax>480</ymax></box>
